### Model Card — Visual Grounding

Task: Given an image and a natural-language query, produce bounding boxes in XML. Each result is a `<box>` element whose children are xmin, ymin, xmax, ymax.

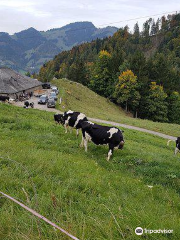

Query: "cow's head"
<box><xmin>176</xmin><ymin>137</ymin><xmax>180</xmax><ymax>150</ymax></box>
<box><xmin>118</xmin><ymin>130</ymin><xmax>125</xmax><ymax>149</ymax></box>
<box><xmin>54</xmin><ymin>114</ymin><xmax>65</xmax><ymax>125</ymax></box>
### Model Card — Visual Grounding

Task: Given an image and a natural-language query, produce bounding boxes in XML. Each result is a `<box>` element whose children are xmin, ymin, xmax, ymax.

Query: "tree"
<box><xmin>142</xmin><ymin>82</ymin><xmax>168</xmax><ymax>122</ymax></box>
<box><xmin>142</xmin><ymin>18</ymin><xmax>152</xmax><ymax>43</ymax></box>
<box><xmin>59</xmin><ymin>63</ymin><xmax>68</xmax><ymax>78</ymax></box>
<box><xmin>150</xmin><ymin>53</ymin><xmax>170</xmax><ymax>90</ymax></box>
<box><xmin>25</xmin><ymin>72</ymin><xmax>31</xmax><ymax>77</ymax></box>
<box><xmin>134</xmin><ymin>22</ymin><xmax>140</xmax><ymax>36</ymax></box>
<box><xmin>130</xmin><ymin>51</ymin><xmax>147</xmax><ymax>81</ymax></box>
<box><xmin>161</xmin><ymin>16</ymin><xmax>168</xmax><ymax>31</ymax></box>
<box><xmin>133</xmin><ymin>22</ymin><xmax>140</xmax><ymax>43</ymax></box>
<box><xmin>118</xmin><ymin>60</ymin><xmax>131</xmax><ymax>74</ymax></box>
<box><xmin>150</xmin><ymin>20</ymin><xmax>157</xmax><ymax>35</ymax></box>
<box><xmin>89</xmin><ymin>50</ymin><xmax>114</xmax><ymax>97</ymax></box>
<box><xmin>167</xmin><ymin>92</ymin><xmax>180</xmax><ymax>124</ymax></box>
<box><xmin>68</xmin><ymin>59</ymin><xmax>88</xmax><ymax>85</ymax></box>
<box><xmin>114</xmin><ymin>70</ymin><xmax>140</xmax><ymax>116</ymax></box>
<box><xmin>155</xmin><ymin>18</ymin><xmax>160</xmax><ymax>33</ymax></box>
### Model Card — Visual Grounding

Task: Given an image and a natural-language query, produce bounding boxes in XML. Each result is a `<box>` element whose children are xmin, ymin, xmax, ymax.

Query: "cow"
<box><xmin>54</xmin><ymin>111</ymin><xmax>88</xmax><ymax>136</ymax></box>
<box><xmin>0</xmin><ymin>96</ymin><xmax>9</xmax><ymax>102</ymax></box>
<box><xmin>167</xmin><ymin>137</ymin><xmax>180</xmax><ymax>155</ymax></box>
<box><xmin>24</xmin><ymin>101</ymin><xmax>30</xmax><ymax>108</ymax></box>
<box><xmin>80</xmin><ymin>121</ymin><xmax>125</xmax><ymax>161</ymax></box>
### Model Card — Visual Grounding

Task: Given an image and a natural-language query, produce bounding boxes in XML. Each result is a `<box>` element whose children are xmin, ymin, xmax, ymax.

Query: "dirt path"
<box><xmin>88</xmin><ymin>117</ymin><xmax>176</xmax><ymax>141</ymax></box>
<box><xmin>14</xmin><ymin>93</ymin><xmax>176</xmax><ymax>141</ymax></box>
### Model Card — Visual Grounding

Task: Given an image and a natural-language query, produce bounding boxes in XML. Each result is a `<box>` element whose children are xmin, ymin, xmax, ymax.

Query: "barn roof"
<box><xmin>0</xmin><ymin>67</ymin><xmax>42</xmax><ymax>94</ymax></box>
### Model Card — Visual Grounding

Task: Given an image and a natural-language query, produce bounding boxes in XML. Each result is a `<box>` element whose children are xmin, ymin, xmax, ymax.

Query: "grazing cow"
<box><xmin>167</xmin><ymin>137</ymin><xmax>180</xmax><ymax>155</ymax></box>
<box><xmin>24</xmin><ymin>101</ymin><xmax>29</xmax><ymax>108</ymax></box>
<box><xmin>0</xmin><ymin>96</ymin><xmax>9</xmax><ymax>102</ymax></box>
<box><xmin>54</xmin><ymin>111</ymin><xmax>88</xmax><ymax>136</ymax></box>
<box><xmin>81</xmin><ymin>121</ymin><xmax>125</xmax><ymax>160</ymax></box>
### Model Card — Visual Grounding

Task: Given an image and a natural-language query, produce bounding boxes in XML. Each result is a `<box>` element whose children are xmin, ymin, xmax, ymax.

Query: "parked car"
<box><xmin>49</xmin><ymin>92</ymin><xmax>57</xmax><ymax>101</ymax></box>
<box><xmin>47</xmin><ymin>98</ymin><xmax>56</xmax><ymax>108</ymax></box>
<box><xmin>42</xmin><ymin>82</ymin><xmax>51</xmax><ymax>89</ymax></box>
<box><xmin>51</xmin><ymin>86</ymin><xmax>59</xmax><ymax>95</ymax></box>
<box><xmin>38</xmin><ymin>95</ymin><xmax>48</xmax><ymax>104</ymax></box>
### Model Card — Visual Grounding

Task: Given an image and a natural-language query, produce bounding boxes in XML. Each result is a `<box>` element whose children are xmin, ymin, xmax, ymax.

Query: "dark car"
<box><xmin>49</xmin><ymin>92</ymin><xmax>57</xmax><ymax>101</ymax></box>
<box><xmin>42</xmin><ymin>82</ymin><xmax>51</xmax><ymax>89</ymax></box>
<box><xmin>47</xmin><ymin>98</ymin><xmax>56</xmax><ymax>108</ymax></box>
<box><xmin>38</xmin><ymin>95</ymin><xmax>48</xmax><ymax>104</ymax></box>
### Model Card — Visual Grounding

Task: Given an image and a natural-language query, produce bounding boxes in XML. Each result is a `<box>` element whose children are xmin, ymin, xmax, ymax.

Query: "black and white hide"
<box><xmin>167</xmin><ymin>137</ymin><xmax>180</xmax><ymax>155</ymax></box>
<box><xmin>54</xmin><ymin>113</ymin><xmax>62</xmax><ymax>124</ymax></box>
<box><xmin>81</xmin><ymin>121</ymin><xmax>125</xmax><ymax>161</ymax></box>
<box><xmin>54</xmin><ymin>111</ymin><xmax>88</xmax><ymax>136</ymax></box>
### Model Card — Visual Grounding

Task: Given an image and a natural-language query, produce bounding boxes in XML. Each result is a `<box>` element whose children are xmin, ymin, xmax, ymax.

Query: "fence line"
<box><xmin>0</xmin><ymin>191</ymin><xmax>79</xmax><ymax>240</ymax></box>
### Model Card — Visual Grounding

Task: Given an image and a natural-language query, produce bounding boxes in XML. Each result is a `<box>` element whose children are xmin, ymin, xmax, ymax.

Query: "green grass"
<box><xmin>53</xmin><ymin>78</ymin><xmax>180</xmax><ymax>137</ymax></box>
<box><xmin>0</xmin><ymin>103</ymin><xmax>180</xmax><ymax>239</ymax></box>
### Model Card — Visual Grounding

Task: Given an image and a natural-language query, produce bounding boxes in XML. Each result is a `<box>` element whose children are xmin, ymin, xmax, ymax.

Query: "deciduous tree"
<box><xmin>114</xmin><ymin>70</ymin><xmax>140</xmax><ymax>116</ymax></box>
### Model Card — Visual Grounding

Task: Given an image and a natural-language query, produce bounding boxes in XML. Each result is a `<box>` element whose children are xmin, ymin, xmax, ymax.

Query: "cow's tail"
<box><xmin>167</xmin><ymin>140</ymin><xmax>173</xmax><ymax>146</ymax></box>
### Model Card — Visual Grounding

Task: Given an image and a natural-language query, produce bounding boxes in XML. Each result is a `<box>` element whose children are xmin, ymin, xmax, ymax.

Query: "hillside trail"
<box><xmin>14</xmin><ymin>96</ymin><xmax>176</xmax><ymax>141</ymax></box>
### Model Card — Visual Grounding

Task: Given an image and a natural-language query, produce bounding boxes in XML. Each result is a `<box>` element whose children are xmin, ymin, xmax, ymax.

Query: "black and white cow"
<box><xmin>80</xmin><ymin>121</ymin><xmax>124</xmax><ymax>160</ymax></box>
<box><xmin>54</xmin><ymin>111</ymin><xmax>88</xmax><ymax>136</ymax></box>
<box><xmin>167</xmin><ymin>137</ymin><xmax>180</xmax><ymax>155</ymax></box>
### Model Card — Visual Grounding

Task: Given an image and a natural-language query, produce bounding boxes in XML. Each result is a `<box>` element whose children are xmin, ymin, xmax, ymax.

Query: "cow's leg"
<box><xmin>64</xmin><ymin>124</ymin><xmax>68</xmax><ymax>133</ymax></box>
<box><xmin>76</xmin><ymin>129</ymin><xmax>79</xmax><ymax>137</ymax></box>
<box><xmin>69</xmin><ymin>127</ymin><xmax>73</xmax><ymax>134</ymax></box>
<box><xmin>82</xmin><ymin>131</ymin><xmax>88</xmax><ymax>152</ymax></box>
<box><xmin>80</xmin><ymin>135</ymin><xmax>84</xmax><ymax>147</ymax></box>
<box><xmin>174</xmin><ymin>147</ymin><xmax>179</xmax><ymax>155</ymax></box>
<box><xmin>84</xmin><ymin>138</ymin><xmax>88</xmax><ymax>152</ymax></box>
<box><xmin>107</xmin><ymin>145</ymin><xmax>114</xmax><ymax>161</ymax></box>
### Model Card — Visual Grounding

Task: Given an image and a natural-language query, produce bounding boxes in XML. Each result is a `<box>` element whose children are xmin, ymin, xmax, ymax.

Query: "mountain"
<box><xmin>0</xmin><ymin>22</ymin><xmax>118</xmax><ymax>73</ymax></box>
<box><xmin>38</xmin><ymin>13</ymin><xmax>180</xmax><ymax>124</ymax></box>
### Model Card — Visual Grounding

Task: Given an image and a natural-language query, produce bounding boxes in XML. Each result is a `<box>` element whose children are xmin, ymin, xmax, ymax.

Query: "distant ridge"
<box><xmin>0</xmin><ymin>22</ymin><xmax>118</xmax><ymax>73</ymax></box>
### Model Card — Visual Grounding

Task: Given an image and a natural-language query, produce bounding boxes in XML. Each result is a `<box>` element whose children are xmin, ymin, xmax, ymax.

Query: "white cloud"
<box><xmin>0</xmin><ymin>0</ymin><xmax>179</xmax><ymax>34</ymax></box>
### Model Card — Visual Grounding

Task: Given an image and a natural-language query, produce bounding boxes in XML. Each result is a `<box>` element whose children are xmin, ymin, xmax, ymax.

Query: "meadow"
<box><xmin>53</xmin><ymin>78</ymin><xmax>180</xmax><ymax>137</ymax></box>
<box><xmin>0</xmin><ymin>103</ymin><xmax>180</xmax><ymax>239</ymax></box>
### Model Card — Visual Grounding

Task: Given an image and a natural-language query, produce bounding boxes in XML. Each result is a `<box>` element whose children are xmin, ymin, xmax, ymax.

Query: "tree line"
<box><xmin>38</xmin><ymin>13</ymin><xmax>180</xmax><ymax>124</ymax></box>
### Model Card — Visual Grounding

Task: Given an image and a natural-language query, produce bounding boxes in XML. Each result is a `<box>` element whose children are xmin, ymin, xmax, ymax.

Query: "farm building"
<box><xmin>0</xmin><ymin>67</ymin><xmax>42</xmax><ymax>98</ymax></box>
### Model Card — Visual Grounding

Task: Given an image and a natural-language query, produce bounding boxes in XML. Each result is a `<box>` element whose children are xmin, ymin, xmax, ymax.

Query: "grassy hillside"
<box><xmin>53</xmin><ymin>78</ymin><xmax>180</xmax><ymax>136</ymax></box>
<box><xmin>0</xmin><ymin>103</ymin><xmax>180</xmax><ymax>239</ymax></box>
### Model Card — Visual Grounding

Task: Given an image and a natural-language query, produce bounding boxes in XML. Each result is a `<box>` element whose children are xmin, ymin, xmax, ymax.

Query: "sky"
<box><xmin>0</xmin><ymin>0</ymin><xmax>180</xmax><ymax>34</ymax></box>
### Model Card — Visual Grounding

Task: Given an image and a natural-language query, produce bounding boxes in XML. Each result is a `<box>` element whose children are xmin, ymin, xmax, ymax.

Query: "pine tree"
<box><xmin>150</xmin><ymin>20</ymin><xmax>157</xmax><ymax>35</ymax></box>
<box><xmin>142</xmin><ymin>82</ymin><xmax>168</xmax><ymax>122</ymax></box>
<box><xmin>155</xmin><ymin>18</ymin><xmax>160</xmax><ymax>33</ymax></box>
<box><xmin>89</xmin><ymin>50</ymin><xmax>114</xmax><ymax>97</ymax></box>
<box><xmin>167</xmin><ymin>92</ymin><xmax>180</xmax><ymax>124</ymax></box>
<box><xmin>68</xmin><ymin>59</ymin><xmax>88</xmax><ymax>85</ymax></box>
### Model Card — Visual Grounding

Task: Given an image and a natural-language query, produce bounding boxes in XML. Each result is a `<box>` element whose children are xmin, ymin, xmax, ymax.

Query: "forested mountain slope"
<box><xmin>39</xmin><ymin>13</ymin><xmax>180</xmax><ymax>124</ymax></box>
